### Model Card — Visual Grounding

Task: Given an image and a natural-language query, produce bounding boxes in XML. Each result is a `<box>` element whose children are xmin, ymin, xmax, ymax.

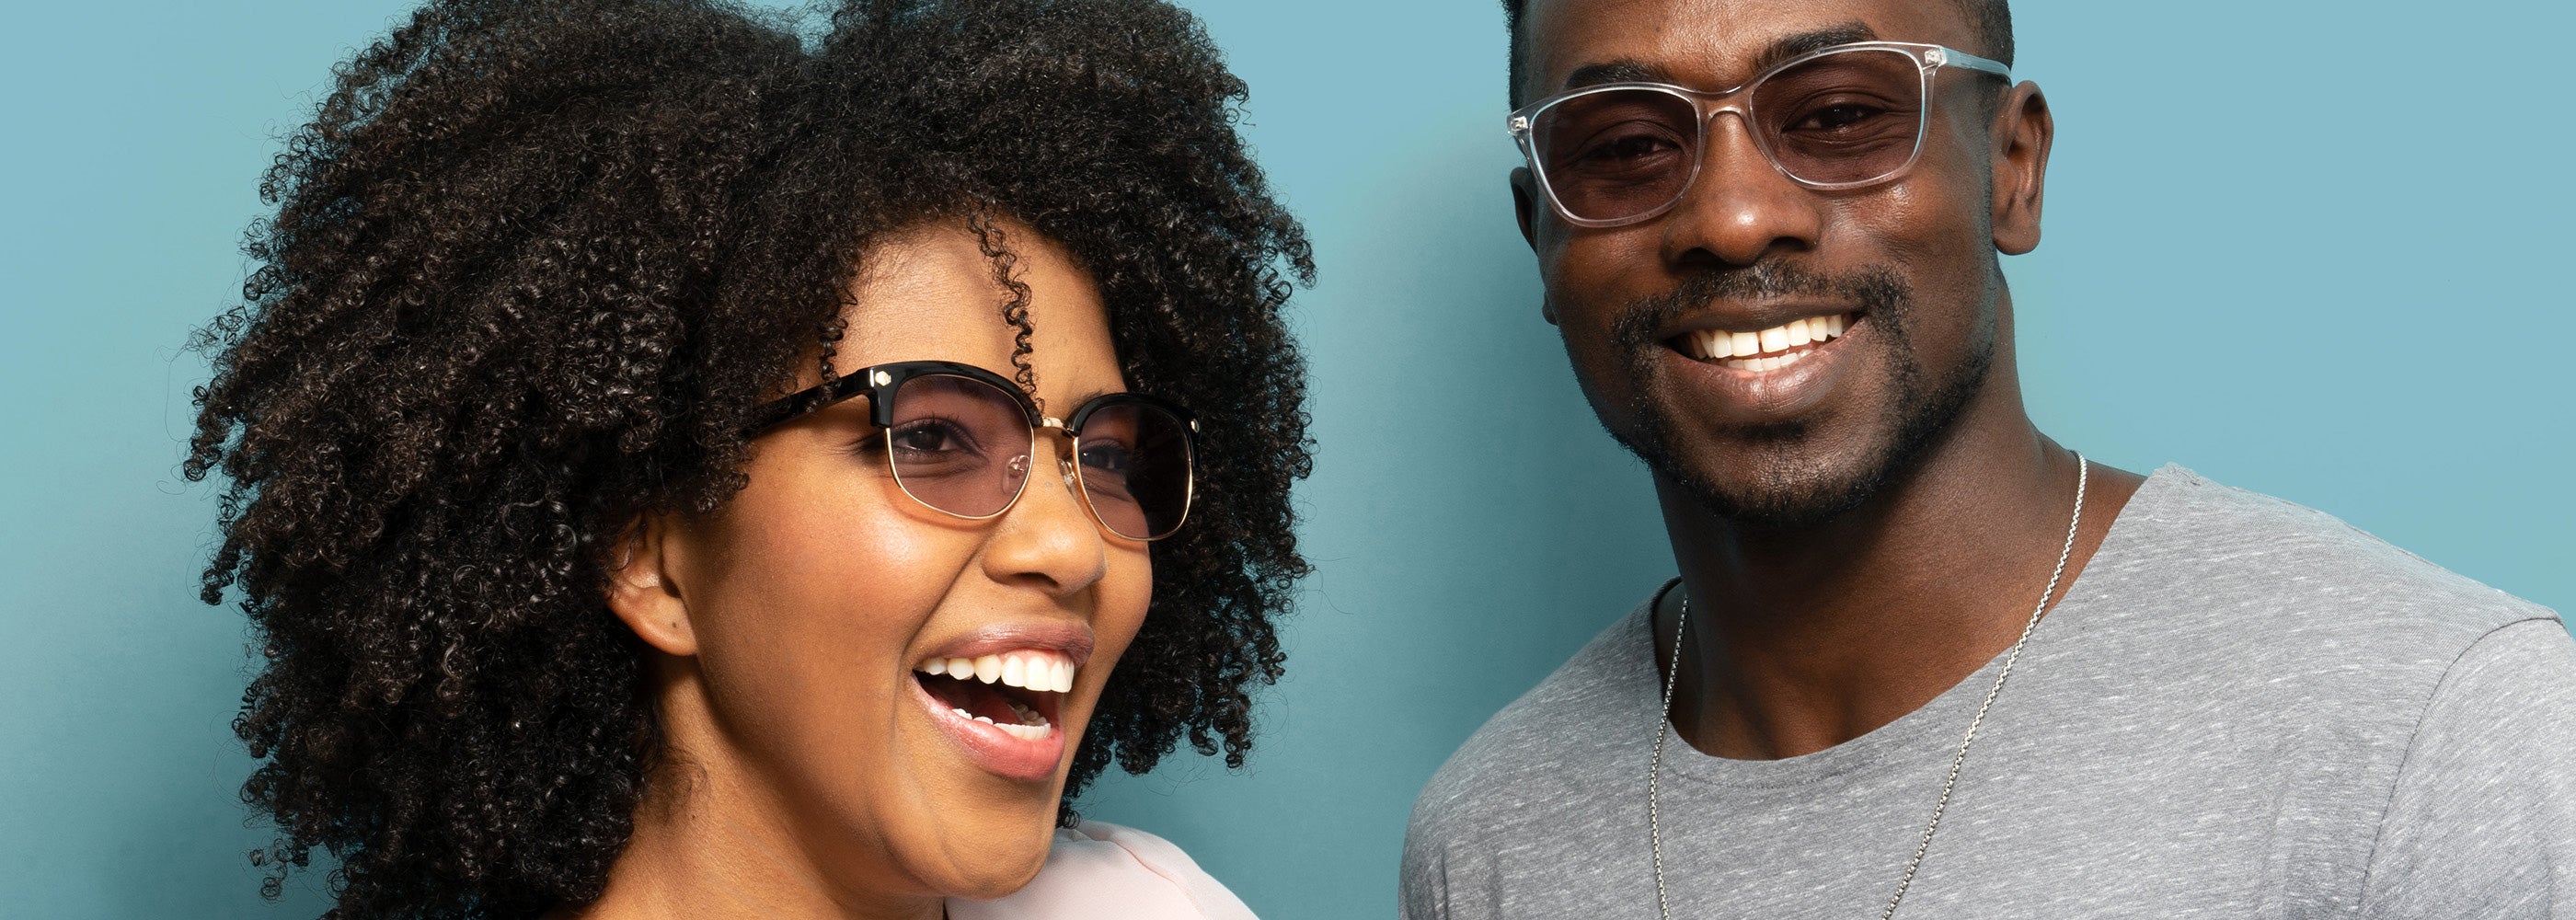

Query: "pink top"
<box><xmin>946</xmin><ymin>822</ymin><xmax>1259</xmax><ymax>920</ymax></box>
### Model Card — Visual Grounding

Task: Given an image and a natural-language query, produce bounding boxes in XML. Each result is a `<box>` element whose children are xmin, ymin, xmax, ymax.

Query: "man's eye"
<box><xmin>1580</xmin><ymin>130</ymin><xmax>1682</xmax><ymax>163</ymax></box>
<box><xmin>1791</xmin><ymin>103</ymin><xmax>1894</xmax><ymax>133</ymax></box>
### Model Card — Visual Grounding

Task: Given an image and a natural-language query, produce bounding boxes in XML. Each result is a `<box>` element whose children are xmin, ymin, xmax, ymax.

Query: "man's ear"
<box><xmin>604</xmin><ymin>513</ymin><xmax>698</xmax><ymax>657</ymax></box>
<box><xmin>1511</xmin><ymin>166</ymin><xmax>1540</xmax><ymax>253</ymax></box>
<box><xmin>1511</xmin><ymin>167</ymin><xmax>1560</xmax><ymax>326</ymax></box>
<box><xmin>1990</xmin><ymin>82</ymin><xmax>2053</xmax><ymax>256</ymax></box>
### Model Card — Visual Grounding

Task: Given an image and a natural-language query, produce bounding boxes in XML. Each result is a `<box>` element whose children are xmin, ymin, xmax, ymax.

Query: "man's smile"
<box><xmin>1669</xmin><ymin>312</ymin><xmax>1858</xmax><ymax>372</ymax></box>
<box><xmin>1637</xmin><ymin>306</ymin><xmax>1874</xmax><ymax>426</ymax></box>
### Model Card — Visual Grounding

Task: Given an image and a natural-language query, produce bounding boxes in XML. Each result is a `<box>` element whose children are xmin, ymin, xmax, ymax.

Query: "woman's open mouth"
<box><xmin>909</xmin><ymin>649</ymin><xmax>1077</xmax><ymax>782</ymax></box>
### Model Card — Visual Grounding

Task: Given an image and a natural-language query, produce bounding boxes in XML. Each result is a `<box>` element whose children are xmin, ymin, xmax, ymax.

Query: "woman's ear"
<box><xmin>604</xmin><ymin>514</ymin><xmax>699</xmax><ymax>657</ymax></box>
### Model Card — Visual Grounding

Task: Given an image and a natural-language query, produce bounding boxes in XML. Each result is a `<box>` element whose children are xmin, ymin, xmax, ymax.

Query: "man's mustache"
<box><xmin>1610</xmin><ymin>261</ymin><xmax>1909</xmax><ymax>353</ymax></box>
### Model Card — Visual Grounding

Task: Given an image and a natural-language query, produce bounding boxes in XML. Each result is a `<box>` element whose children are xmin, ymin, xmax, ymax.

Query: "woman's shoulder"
<box><xmin>946</xmin><ymin>821</ymin><xmax>1259</xmax><ymax>920</ymax></box>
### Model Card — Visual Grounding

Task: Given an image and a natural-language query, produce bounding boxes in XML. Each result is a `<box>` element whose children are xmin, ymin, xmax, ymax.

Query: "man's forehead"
<box><xmin>1522</xmin><ymin>0</ymin><xmax>1970</xmax><ymax>98</ymax></box>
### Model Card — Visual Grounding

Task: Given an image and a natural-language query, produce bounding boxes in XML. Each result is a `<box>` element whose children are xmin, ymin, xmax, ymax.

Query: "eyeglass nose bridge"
<box><xmin>1002</xmin><ymin>450</ymin><xmax>1078</xmax><ymax>490</ymax></box>
<box><xmin>1685</xmin><ymin>96</ymin><xmax>1777</xmax><ymax>188</ymax></box>
<box><xmin>1010</xmin><ymin>419</ymin><xmax>1082</xmax><ymax>491</ymax></box>
<box><xmin>1674</xmin><ymin>78</ymin><xmax>1867</xmax><ymax>198</ymax></box>
<box><xmin>1039</xmin><ymin>418</ymin><xmax>1078</xmax><ymax>487</ymax></box>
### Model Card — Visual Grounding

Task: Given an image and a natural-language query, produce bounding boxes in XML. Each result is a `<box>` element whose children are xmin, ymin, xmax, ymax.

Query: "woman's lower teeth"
<box><xmin>951</xmin><ymin>699</ymin><xmax>1052</xmax><ymax>739</ymax></box>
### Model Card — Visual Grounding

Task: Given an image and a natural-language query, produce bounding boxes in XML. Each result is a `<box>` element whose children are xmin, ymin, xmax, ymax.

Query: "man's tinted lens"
<box><xmin>1747</xmin><ymin>48</ymin><xmax>1927</xmax><ymax>185</ymax></box>
<box><xmin>884</xmin><ymin>374</ymin><xmax>1033</xmax><ymax>519</ymax></box>
<box><xmin>1072</xmin><ymin>401</ymin><xmax>1193</xmax><ymax>541</ymax></box>
<box><xmin>1534</xmin><ymin>89</ymin><xmax>1699</xmax><ymax>224</ymax></box>
<box><xmin>1533</xmin><ymin>48</ymin><xmax>1927</xmax><ymax>222</ymax></box>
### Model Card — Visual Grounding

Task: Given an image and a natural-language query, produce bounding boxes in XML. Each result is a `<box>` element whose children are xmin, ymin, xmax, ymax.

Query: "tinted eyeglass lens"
<box><xmin>1532</xmin><ymin>49</ymin><xmax>1928</xmax><ymax>222</ymax></box>
<box><xmin>1748</xmin><ymin>49</ymin><xmax>1927</xmax><ymax>186</ymax></box>
<box><xmin>1534</xmin><ymin>89</ymin><xmax>1700</xmax><ymax>224</ymax></box>
<box><xmin>1072</xmin><ymin>402</ymin><xmax>1193</xmax><ymax>541</ymax></box>
<box><xmin>884</xmin><ymin>374</ymin><xmax>1034</xmax><ymax>519</ymax></box>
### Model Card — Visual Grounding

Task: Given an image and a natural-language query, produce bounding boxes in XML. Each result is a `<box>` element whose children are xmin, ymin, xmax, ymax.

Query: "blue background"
<box><xmin>2</xmin><ymin>2</ymin><xmax>2567</xmax><ymax>917</ymax></box>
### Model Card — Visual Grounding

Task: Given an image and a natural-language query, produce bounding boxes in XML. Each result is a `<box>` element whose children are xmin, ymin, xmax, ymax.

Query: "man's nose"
<box><xmin>1657</xmin><ymin>112</ymin><xmax>1824</xmax><ymax>268</ymax></box>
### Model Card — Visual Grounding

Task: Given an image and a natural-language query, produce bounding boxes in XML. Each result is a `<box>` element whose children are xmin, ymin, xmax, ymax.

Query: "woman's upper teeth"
<box><xmin>916</xmin><ymin>650</ymin><xmax>1075</xmax><ymax>693</ymax></box>
<box><xmin>1684</xmin><ymin>312</ymin><xmax>1853</xmax><ymax>361</ymax></box>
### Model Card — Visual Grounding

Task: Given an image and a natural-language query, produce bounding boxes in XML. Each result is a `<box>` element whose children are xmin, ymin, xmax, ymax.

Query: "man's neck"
<box><xmin>1651</xmin><ymin>398</ymin><xmax>2143</xmax><ymax>761</ymax></box>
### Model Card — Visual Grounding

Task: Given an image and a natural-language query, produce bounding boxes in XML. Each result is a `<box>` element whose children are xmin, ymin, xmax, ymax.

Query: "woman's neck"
<box><xmin>564</xmin><ymin>688</ymin><xmax>945</xmax><ymax>920</ymax></box>
<box><xmin>573</xmin><ymin>804</ymin><xmax>942</xmax><ymax>920</ymax></box>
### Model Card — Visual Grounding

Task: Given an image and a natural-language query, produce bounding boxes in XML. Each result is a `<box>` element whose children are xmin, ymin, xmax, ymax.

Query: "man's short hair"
<box><xmin>1501</xmin><ymin>0</ymin><xmax>2015</xmax><ymax>109</ymax></box>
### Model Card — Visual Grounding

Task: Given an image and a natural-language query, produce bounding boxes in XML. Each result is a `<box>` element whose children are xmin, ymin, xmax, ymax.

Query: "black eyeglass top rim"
<box><xmin>742</xmin><ymin>359</ymin><xmax>1200</xmax><ymax>441</ymax></box>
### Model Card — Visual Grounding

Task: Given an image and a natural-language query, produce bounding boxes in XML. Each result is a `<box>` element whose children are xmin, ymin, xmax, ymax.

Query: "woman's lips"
<box><xmin>909</xmin><ymin>660</ymin><xmax>1067</xmax><ymax>783</ymax></box>
<box><xmin>907</xmin><ymin>634</ymin><xmax>1082</xmax><ymax>784</ymax></box>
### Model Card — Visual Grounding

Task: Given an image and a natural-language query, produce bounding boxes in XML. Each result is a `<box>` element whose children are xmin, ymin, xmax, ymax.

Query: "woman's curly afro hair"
<box><xmin>182</xmin><ymin>0</ymin><xmax>1314</xmax><ymax>916</ymax></box>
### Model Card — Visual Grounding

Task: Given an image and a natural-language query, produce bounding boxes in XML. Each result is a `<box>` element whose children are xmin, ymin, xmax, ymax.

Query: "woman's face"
<box><xmin>615</xmin><ymin>223</ymin><xmax>1153</xmax><ymax>903</ymax></box>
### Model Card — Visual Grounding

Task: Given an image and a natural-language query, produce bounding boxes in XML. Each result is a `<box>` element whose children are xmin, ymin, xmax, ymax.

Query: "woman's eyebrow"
<box><xmin>1059</xmin><ymin>389</ymin><xmax>1119</xmax><ymax>415</ymax></box>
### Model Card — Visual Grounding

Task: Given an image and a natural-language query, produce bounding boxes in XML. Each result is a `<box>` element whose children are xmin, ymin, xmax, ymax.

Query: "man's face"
<box><xmin>1518</xmin><ymin>0</ymin><xmax>2031</xmax><ymax>528</ymax></box>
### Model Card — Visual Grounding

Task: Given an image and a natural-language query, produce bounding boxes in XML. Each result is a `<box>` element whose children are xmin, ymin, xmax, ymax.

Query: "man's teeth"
<box><xmin>916</xmin><ymin>650</ymin><xmax>1077</xmax><ymax>694</ymax></box>
<box><xmin>1685</xmin><ymin>313</ymin><xmax>1853</xmax><ymax>368</ymax></box>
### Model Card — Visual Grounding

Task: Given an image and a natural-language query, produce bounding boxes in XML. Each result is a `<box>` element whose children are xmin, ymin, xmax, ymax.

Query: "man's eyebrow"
<box><xmin>1562</xmin><ymin>60</ymin><xmax>1667</xmax><ymax>92</ymax></box>
<box><xmin>1553</xmin><ymin>22</ymin><xmax>1880</xmax><ymax>96</ymax></box>
<box><xmin>1755</xmin><ymin>23</ymin><xmax>1879</xmax><ymax>73</ymax></box>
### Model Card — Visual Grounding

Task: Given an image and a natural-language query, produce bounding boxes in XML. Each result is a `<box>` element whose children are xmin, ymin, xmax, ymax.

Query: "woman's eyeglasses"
<box><xmin>747</xmin><ymin>361</ymin><xmax>1197</xmax><ymax>542</ymax></box>
<box><xmin>1507</xmin><ymin>40</ymin><xmax>2011</xmax><ymax>227</ymax></box>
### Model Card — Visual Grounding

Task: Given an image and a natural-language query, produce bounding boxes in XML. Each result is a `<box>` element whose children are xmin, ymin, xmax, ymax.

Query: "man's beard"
<box><xmin>1598</xmin><ymin>261</ymin><xmax>1993</xmax><ymax>530</ymax></box>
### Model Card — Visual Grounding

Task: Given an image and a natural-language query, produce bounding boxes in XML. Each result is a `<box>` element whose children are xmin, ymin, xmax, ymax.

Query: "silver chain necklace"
<box><xmin>1649</xmin><ymin>454</ymin><xmax>2087</xmax><ymax>920</ymax></box>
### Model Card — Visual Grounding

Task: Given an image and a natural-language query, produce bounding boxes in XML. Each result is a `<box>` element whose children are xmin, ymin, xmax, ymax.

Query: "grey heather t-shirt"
<box><xmin>1401</xmin><ymin>466</ymin><xmax>2576</xmax><ymax>918</ymax></box>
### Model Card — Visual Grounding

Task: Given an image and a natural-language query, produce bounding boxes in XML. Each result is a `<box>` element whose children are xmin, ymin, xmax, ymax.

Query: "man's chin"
<box><xmin>1615</xmin><ymin>322</ymin><xmax>1992</xmax><ymax>533</ymax></box>
<box><xmin>1660</xmin><ymin>443</ymin><xmax>1891</xmax><ymax>531</ymax></box>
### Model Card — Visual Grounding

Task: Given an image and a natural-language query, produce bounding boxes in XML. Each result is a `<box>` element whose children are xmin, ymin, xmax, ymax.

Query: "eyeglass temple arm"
<box><xmin>743</xmin><ymin>372</ymin><xmax>878</xmax><ymax>436</ymax></box>
<box><xmin>1933</xmin><ymin>46</ymin><xmax>2012</xmax><ymax>80</ymax></box>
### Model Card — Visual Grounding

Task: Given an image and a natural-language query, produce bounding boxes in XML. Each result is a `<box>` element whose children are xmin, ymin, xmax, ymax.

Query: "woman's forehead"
<box><xmin>834</xmin><ymin>222</ymin><xmax>1126</xmax><ymax>403</ymax></box>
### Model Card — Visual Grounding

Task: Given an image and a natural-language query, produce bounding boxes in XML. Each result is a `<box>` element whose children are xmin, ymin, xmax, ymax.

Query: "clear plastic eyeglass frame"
<box><xmin>1506</xmin><ymin>40</ymin><xmax>2012</xmax><ymax>228</ymax></box>
<box><xmin>744</xmin><ymin>360</ymin><xmax>1201</xmax><ymax>542</ymax></box>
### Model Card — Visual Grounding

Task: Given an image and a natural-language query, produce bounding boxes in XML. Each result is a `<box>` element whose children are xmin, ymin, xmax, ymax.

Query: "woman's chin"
<box><xmin>926</xmin><ymin>827</ymin><xmax>1056</xmax><ymax>902</ymax></box>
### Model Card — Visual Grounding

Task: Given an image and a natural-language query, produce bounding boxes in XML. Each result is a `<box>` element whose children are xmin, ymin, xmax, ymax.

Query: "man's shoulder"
<box><xmin>1408</xmin><ymin>604</ymin><xmax>1650</xmax><ymax>846</ymax></box>
<box><xmin>2102</xmin><ymin>466</ymin><xmax>2558</xmax><ymax>649</ymax></box>
<box><xmin>2115</xmin><ymin>469</ymin><xmax>2576</xmax><ymax>914</ymax></box>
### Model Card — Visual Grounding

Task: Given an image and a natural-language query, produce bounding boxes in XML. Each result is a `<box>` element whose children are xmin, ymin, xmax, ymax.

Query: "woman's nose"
<box><xmin>983</xmin><ymin>437</ymin><xmax>1109</xmax><ymax>597</ymax></box>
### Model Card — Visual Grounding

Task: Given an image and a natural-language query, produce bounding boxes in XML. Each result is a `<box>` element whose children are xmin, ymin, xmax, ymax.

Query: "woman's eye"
<box><xmin>889</xmin><ymin>420</ymin><xmax>969</xmax><ymax>455</ymax></box>
<box><xmin>1079</xmin><ymin>442</ymin><xmax>1133</xmax><ymax>474</ymax></box>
